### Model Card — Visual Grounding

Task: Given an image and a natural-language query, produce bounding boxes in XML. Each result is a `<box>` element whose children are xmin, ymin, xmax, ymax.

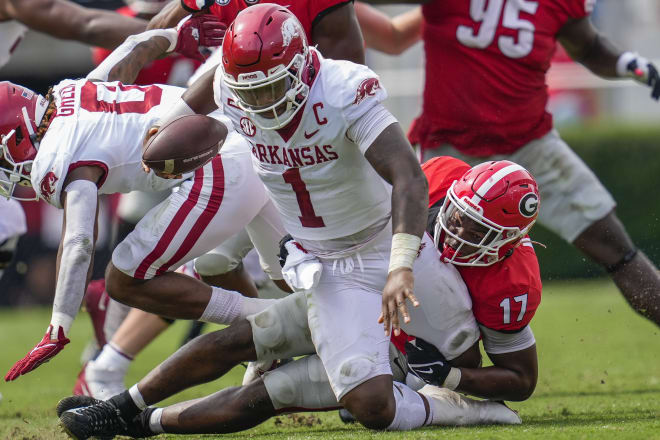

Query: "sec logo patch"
<box><xmin>240</xmin><ymin>117</ymin><xmax>256</xmax><ymax>137</ymax></box>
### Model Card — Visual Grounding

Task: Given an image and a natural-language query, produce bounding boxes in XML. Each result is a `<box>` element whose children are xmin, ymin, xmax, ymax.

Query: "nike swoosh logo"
<box><xmin>413</xmin><ymin>367</ymin><xmax>434</xmax><ymax>374</ymax></box>
<box><xmin>304</xmin><ymin>129</ymin><xmax>319</xmax><ymax>139</ymax></box>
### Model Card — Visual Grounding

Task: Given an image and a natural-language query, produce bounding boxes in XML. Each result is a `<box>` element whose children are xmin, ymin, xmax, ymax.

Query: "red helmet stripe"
<box><xmin>469</xmin><ymin>163</ymin><xmax>525</xmax><ymax>206</ymax></box>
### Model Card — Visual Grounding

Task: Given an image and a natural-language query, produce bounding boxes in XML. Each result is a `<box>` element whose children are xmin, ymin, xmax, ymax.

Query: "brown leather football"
<box><xmin>142</xmin><ymin>114</ymin><xmax>228</xmax><ymax>175</ymax></box>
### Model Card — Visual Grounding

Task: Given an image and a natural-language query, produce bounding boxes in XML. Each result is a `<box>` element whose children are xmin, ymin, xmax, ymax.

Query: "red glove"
<box><xmin>175</xmin><ymin>14</ymin><xmax>227</xmax><ymax>62</ymax></box>
<box><xmin>5</xmin><ymin>325</ymin><xmax>70</xmax><ymax>381</ymax></box>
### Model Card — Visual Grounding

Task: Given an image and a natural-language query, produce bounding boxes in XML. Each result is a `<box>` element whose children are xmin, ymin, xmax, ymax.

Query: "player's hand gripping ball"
<box><xmin>142</xmin><ymin>114</ymin><xmax>227</xmax><ymax>176</ymax></box>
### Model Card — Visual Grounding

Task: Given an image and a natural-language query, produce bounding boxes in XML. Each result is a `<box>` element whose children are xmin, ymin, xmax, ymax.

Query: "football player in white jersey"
<box><xmin>2</xmin><ymin>22</ymin><xmax>286</xmax><ymax>382</ymax></box>
<box><xmin>55</xmin><ymin>6</ymin><xmax>515</xmax><ymax>435</ymax></box>
<box><xmin>0</xmin><ymin>0</ymin><xmax>147</xmax><ymax>69</ymax></box>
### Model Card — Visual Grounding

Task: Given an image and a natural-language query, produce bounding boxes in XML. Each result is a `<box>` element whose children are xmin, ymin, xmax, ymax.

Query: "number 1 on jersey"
<box><xmin>283</xmin><ymin>168</ymin><xmax>325</xmax><ymax>228</ymax></box>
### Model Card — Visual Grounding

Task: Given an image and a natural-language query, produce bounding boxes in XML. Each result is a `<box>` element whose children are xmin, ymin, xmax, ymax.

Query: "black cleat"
<box><xmin>59</xmin><ymin>400</ymin><xmax>128</xmax><ymax>440</ymax></box>
<box><xmin>56</xmin><ymin>395</ymin><xmax>102</xmax><ymax>418</ymax></box>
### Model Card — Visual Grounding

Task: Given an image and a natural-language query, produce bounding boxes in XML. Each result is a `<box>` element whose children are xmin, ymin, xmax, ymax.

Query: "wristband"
<box><xmin>616</xmin><ymin>51</ymin><xmax>640</xmax><ymax>77</ymax></box>
<box><xmin>388</xmin><ymin>233</ymin><xmax>421</xmax><ymax>273</ymax></box>
<box><xmin>156</xmin><ymin>98</ymin><xmax>196</xmax><ymax>128</ymax></box>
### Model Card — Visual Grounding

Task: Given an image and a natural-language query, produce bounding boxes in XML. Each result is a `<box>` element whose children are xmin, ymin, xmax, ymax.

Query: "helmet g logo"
<box><xmin>519</xmin><ymin>192</ymin><xmax>539</xmax><ymax>218</ymax></box>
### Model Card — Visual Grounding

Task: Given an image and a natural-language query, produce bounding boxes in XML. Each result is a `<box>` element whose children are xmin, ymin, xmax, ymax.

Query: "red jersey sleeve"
<box><xmin>459</xmin><ymin>239</ymin><xmax>542</xmax><ymax>332</ymax></box>
<box><xmin>421</xmin><ymin>156</ymin><xmax>470</xmax><ymax>206</ymax></box>
<box><xmin>557</xmin><ymin>0</ymin><xmax>595</xmax><ymax>20</ymax></box>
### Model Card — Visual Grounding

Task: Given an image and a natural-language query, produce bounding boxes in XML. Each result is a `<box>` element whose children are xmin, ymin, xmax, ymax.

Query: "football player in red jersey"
<box><xmin>357</xmin><ymin>0</ymin><xmax>660</xmax><ymax>327</ymax></box>
<box><xmin>146</xmin><ymin>0</ymin><xmax>365</xmax><ymax>64</ymax></box>
<box><xmin>0</xmin><ymin>0</ymin><xmax>146</xmax><ymax>69</ymax></box>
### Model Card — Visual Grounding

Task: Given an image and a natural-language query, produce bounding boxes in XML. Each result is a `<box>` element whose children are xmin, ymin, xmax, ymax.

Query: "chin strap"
<box><xmin>605</xmin><ymin>248</ymin><xmax>638</xmax><ymax>274</ymax></box>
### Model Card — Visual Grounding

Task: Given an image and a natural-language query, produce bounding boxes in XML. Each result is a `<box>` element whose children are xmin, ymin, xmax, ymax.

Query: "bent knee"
<box><xmin>105</xmin><ymin>263</ymin><xmax>139</xmax><ymax>302</ymax></box>
<box><xmin>347</xmin><ymin>398</ymin><xmax>395</xmax><ymax>430</ymax></box>
<box><xmin>510</xmin><ymin>375</ymin><xmax>537</xmax><ymax>402</ymax></box>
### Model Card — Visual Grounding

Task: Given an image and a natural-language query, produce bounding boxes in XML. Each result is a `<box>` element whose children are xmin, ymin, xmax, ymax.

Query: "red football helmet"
<box><xmin>221</xmin><ymin>3</ymin><xmax>310</xmax><ymax>129</ymax></box>
<box><xmin>0</xmin><ymin>81</ymin><xmax>49</xmax><ymax>201</ymax></box>
<box><xmin>435</xmin><ymin>160</ymin><xmax>540</xmax><ymax>266</ymax></box>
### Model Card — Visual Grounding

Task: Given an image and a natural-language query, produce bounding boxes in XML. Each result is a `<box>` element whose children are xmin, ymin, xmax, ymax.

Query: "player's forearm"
<box><xmin>182</xmin><ymin>68</ymin><xmax>220</xmax><ymax>115</ymax></box>
<box><xmin>147</xmin><ymin>0</ymin><xmax>189</xmax><ymax>30</ymax></box>
<box><xmin>356</xmin><ymin>3</ymin><xmax>422</xmax><ymax>55</ymax></box>
<box><xmin>568</xmin><ymin>34</ymin><xmax>621</xmax><ymax>78</ymax></box>
<box><xmin>391</xmin><ymin>173</ymin><xmax>428</xmax><ymax>238</ymax></box>
<box><xmin>8</xmin><ymin>0</ymin><xmax>146</xmax><ymax>50</ymax></box>
<box><xmin>455</xmin><ymin>365</ymin><xmax>536</xmax><ymax>401</ymax></box>
<box><xmin>87</xmin><ymin>30</ymin><xmax>176</xmax><ymax>83</ymax></box>
<box><xmin>51</xmin><ymin>180</ymin><xmax>99</xmax><ymax>335</ymax></box>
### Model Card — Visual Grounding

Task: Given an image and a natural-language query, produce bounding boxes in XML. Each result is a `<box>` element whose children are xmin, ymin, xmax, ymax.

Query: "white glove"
<box><xmin>281</xmin><ymin>240</ymin><xmax>322</xmax><ymax>292</ymax></box>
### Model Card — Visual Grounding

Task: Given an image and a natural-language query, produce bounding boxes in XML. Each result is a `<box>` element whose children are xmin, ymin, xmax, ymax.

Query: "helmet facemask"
<box><xmin>435</xmin><ymin>181</ymin><xmax>533</xmax><ymax>267</ymax></box>
<box><xmin>224</xmin><ymin>50</ymin><xmax>310</xmax><ymax>130</ymax></box>
<box><xmin>0</xmin><ymin>133</ymin><xmax>37</xmax><ymax>201</ymax></box>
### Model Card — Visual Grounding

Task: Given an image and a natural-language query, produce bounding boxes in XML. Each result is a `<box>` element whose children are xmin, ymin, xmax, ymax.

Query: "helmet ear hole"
<box><xmin>15</xmin><ymin>126</ymin><xmax>24</xmax><ymax>144</ymax></box>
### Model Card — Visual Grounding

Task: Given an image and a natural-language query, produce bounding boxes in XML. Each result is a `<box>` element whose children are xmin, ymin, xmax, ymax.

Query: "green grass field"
<box><xmin>1</xmin><ymin>279</ymin><xmax>660</xmax><ymax>440</ymax></box>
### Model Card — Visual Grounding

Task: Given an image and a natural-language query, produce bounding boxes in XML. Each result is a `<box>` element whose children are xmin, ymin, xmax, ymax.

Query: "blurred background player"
<box><xmin>356</xmin><ymin>0</ymin><xmax>660</xmax><ymax>327</ymax></box>
<box><xmin>0</xmin><ymin>198</ymin><xmax>26</xmax><ymax>281</ymax></box>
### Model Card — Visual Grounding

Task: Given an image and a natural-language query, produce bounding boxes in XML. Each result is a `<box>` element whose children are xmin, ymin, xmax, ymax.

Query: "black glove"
<box><xmin>624</xmin><ymin>57</ymin><xmax>660</xmax><ymax>101</ymax></box>
<box><xmin>404</xmin><ymin>337</ymin><xmax>452</xmax><ymax>387</ymax></box>
<box><xmin>278</xmin><ymin>234</ymin><xmax>294</xmax><ymax>268</ymax></box>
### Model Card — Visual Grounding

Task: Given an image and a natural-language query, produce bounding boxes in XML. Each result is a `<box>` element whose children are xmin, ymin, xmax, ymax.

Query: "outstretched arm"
<box><xmin>362</xmin><ymin>122</ymin><xmax>428</xmax><ymax>336</ymax></box>
<box><xmin>1</xmin><ymin>0</ymin><xmax>146</xmax><ymax>50</ymax></box>
<box><xmin>312</xmin><ymin>2</ymin><xmax>365</xmax><ymax>64</ymax></box>
<box><xmin>559</xmin><ymin>17</ymin><xmax>660</xmax><ymax>100</ymax></box>
<box><xmin>355</xmin><ymin>2</ymin><xmax>422</xmax><ymax>55</ymax></box>
<box><xmin>5</xmin><ymin>166</ymin><xmax>102</xmax><ymax>381</ymax></box>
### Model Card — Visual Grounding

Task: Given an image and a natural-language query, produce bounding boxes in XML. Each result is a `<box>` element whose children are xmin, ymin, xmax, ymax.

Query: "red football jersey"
<box><xmin>423</xmin><ymin>156</ymin><xmax>543</xmax><ymax>332</ymax></box>
<box><xmin>92</xmin><ymin>7</ymin><xmax>201</xmax><ymax>86</ymax></box>
<box><xmin>182</xmin><ymin>0</ymin><xmax>350</xmax><ymax>43</ymax></box>
<box><xmin>409</xmin><ymin>0</ymin><xmax>594</xmax><ymax>156</ymax></box>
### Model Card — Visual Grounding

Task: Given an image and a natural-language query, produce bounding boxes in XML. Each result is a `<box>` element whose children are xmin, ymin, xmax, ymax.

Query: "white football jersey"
<box><xmin>31</xmin><ymin>79</ymin><xmax>221</xmax><ymax>208</ymax></box>
<box><xmin>0</xmin><ymin>20</ymin><xmax>27</xmax><ymax>69</ymax></box>
<box><xmin>213</xmin><ymin>49</ymin><xmax>392</xmax><ymax>242</ymax></box>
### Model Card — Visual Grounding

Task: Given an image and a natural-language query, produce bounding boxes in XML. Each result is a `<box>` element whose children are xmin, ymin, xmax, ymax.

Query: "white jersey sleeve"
<box><xmin>479</xmin><ymin>324</ymin><xmax>536</xmax><ymax>355</ymax></box>
<box><xmin>0</xmin><ymin>198</ymin><xmax>27</xmax><ymax>243</ymax></box>
<box><xmin>0</xmin><ymin>21</ymin><xmax>27</xmax><ymax>69</ymax></box>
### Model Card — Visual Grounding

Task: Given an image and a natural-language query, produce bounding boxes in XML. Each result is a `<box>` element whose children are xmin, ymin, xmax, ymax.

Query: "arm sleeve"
<box><xmin>346</xmin><ymin>103</ymin><xmax>398</xmax><ymax>155</ymax></box>
<box><xmin>480</xmin><ymin>324</ymin><xmax>536</xmax><ymax>355</ymax></box>
<box><xmin>50</xmin><ymin>180</ymin><xmax>98</xmax><ymax>334</ymax></box>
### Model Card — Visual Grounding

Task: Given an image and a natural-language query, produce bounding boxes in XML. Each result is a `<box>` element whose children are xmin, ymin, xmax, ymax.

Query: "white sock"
<box><xmin>387</xmin><ymin>382</ymin><xmax>429</xmax><ymax>431</ymax></box>
<box><xmin>129</xmin><ymin>384</ymin><xmax>148</xmax><ymax>410</ymax></box>
<box><xmin>94</xmin><ymin>343</ymin><xmax>132</xmax><ymax>373</ymax></box>
<box><xmin>148</xmin><ymin>407</ymin><xmax>164</xmax><ymax>433</ymax></box>
<box><xmin>199</xmin><ymin>287</ymin><xmax>243</xmax><ymax>324</ymax></box>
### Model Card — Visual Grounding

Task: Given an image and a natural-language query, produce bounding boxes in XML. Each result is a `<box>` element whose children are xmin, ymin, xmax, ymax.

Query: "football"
<box><xmin>142</xmin><ymin>114</ymin><xmax>228</xmax><ymax>175</ymax></box>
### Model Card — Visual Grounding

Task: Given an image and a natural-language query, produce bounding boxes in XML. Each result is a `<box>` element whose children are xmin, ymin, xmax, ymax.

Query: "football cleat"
<box><xmin>59</xmin><ymin>400</ymin><xmax>128</xmax><ymax>440</ymax></box>
<box><xmin>57</xmin><ymin>394</ymin><xmax>102</xmax><ymax>418</ymax></box>
<box><xmin>419</xmin><ymin>385</ymin><xmax>521</xmax><ymax>426</ymax></box>
<box><xmin>74</xmin><ymin>359</ymin><xmax>126</xmax><ymax>401</ymax></box>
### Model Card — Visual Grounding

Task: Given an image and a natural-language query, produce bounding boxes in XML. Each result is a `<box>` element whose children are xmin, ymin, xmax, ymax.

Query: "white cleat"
<box><xmin>419</xmin><ymin>385</ymin><xmax>521</xmax><ymax>426</ymax></box>
<box><xmin>80</xmin><ymin>360</ymin><xmax>127</xmax><ymax>401</ymax></box>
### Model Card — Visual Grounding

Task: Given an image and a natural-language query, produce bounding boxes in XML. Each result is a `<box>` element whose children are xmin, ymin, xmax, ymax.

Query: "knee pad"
<box><xmin>248</xmin><ymin>292</ymin><xmax>314</xmax><ymax>361</ymax></box>
<box><xmin>263</xmin><ymin>355</ymin><xmax>338</xmax><ymax>411</ymax></box>
<box><xmin>194</xmin><ymin>253</ymin><xmax>240</xmax><ymax>277</ymax></box>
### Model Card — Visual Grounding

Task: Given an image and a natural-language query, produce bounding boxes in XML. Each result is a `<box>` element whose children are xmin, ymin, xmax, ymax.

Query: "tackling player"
<box><xmin>0</xmin><ymin>197</ymin><xmax>26</xmax><ymax>281</ymax></box>
<box><xmin>357</xmin><ymin>0</ymin><xmax>660</xmax><ymax>326</ymax></box>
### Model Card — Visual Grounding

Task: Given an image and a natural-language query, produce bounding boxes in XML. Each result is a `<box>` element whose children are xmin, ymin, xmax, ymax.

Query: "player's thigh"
<box><xmin>307</xmin><ymin>260</ymin><xmax>391</xmax><ymax>401</ymax></box>
<box><xmin>401</xmin><ymin>234</ymin><xmax>480</xmax><ymax>361</ymax></box>
<box><xmin>112</xmin><ymin>153</ymin><xmax>266</xmax><ymax>279</ymax></box>
<box><xmin>506</xmin><ymin>130</ymin><xmax>616</xmax><ymax>243</ymax></box>
<box><xmin>245</xmin><ymin>199</ymin><xmax>287</xmax><ymax>281</ymax></box>
<box><xmin>248</xmin><ymin>291</ymin><xmax>315</xmax><ymax>361</ymax></box>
